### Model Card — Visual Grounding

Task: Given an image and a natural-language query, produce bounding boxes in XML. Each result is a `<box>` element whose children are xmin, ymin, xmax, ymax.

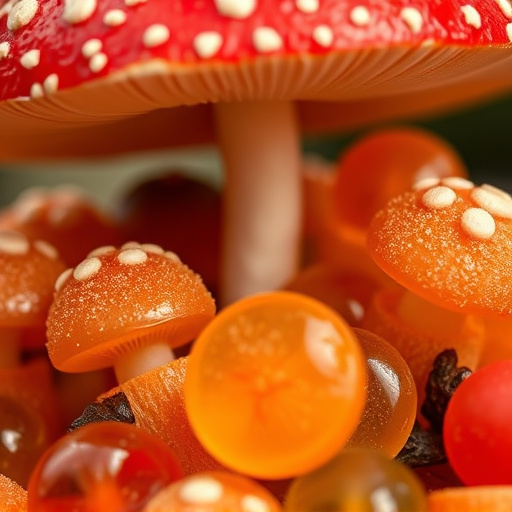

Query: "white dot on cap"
<box><xmin>164</xmin><ymin>251</ymin><xmax>181</xmax><ymax>263</ymax></box>
<box><xmin>73</xmin><ymin>257</ymin><xmax>102</xmax><ymax>280</ymax></box>
<box><xmin>422</xmin><ymin>186</ymin><xmax>456</xmax><ymax>209</ymax></box>
<box><xmin>55</xmin><ymin>268</ymin><xmax>73</xmax><ymax>292</ymax></box>
<box><xmin>7</xmin><ymin>0</ymin><xmax>39</xmax><ymax>31</ymax></box>
<box><xmin>117</xmin><ymin>248</ymin><xmax>148</xmax><ymax>265</ymax></box>
<box><xmin>214</xmin><ymin>0</ymin><xmax>256</xmax><ymax>19</ymax></box>
<box><xmin>296</xmin><ymin>0</ymin><xmax>319</xmax><ymax>13</ymax></box>
<box><xmin>140</xmin><ymin>243</ymin><xmax>164</xmax><ymax>255</ymax></box>
<box><xmin>312</xmin><ymin>25</ymin><xmax>334</xmax><ymax>47</ymax></box>
<box><xmin>497</xmin><ymin>0</ymin><xmax>512</xmax><ymax>18</ymax></box>
<box><xmin>400</xmin><ymin>6</ymin><xmax>423</xmax><ymax>34</ymax></box>
<box><xmin>441</xmin><ymin>177</ymin><xmax>474</xmax><ymax>190</ymax></box>
<box><xmin>103</xmin><ymin>9</ymin><xmax>127</xmax><ymax>26</ymax></box>
<box><xmin>253</xmin><ymin>27</ymin><xmax>283</xmax><ymax>53</ymax></box>
<box><xmin>460</xmin><ymin>5</ymin><xmax>481</xmax><ymax>29</ymax></box>
<box><xmin>143</xmin><ymin>24</ymin><xmax>170</xmax><ymax>47</ymax></box>
<box><xmin>193</xmin><ymin>31</ymin><xmax>223</xmax><ymax>58</ymax></box>
<box><xmin>0</xmin><ymin>41</ymin><xmax>10</xmax><ymax>59</ymax></box>
<box><xmin>412</xmin><ymin>177</ymin><xmax>440</xmax><ymax>190</ymax></box>
<box><xmin>34</xmin><ymin>240</ymin><xmax>58</xmax><ymax>259</ymax></box>
<box><xmin>43</xmin><ymin>74</ymin><xmax>59</xmax><ymax>94</ymax></box>
<box><xmin>125</xmin><ymin>0</ymin><xmax>147</xmax><ymax>5</ymax></box>
<box><xmin>20</xmin><ymin>49</ymin><xmax>40</xmax><ymax>69</ymax></box>
<box><xmin>241</xmin><ymin>494</ymin><xmax>271</xmax><ymax>512</ymax></box>
<box><xmin>87</xmin><ymin>245</ymin><xmax>116</xmax><ymax>258</ymax></box>
<box><xmin>350</xmin><ymin>6</ymin><xmax>371</xmax><ymax>26</ymax></box>
<box><xmin>63</xmin><ymin>0</ymin><xmax>97</xmax><ymax>24</ymax></box>
<box><xmin>0</xmin><ymin>232</ymin><xmax>29</xmax><ymax>255</ymax></box>
<box><xmin>89</xmin><ymin>52</ymin><xmax>108</xmax><ymax>73</ymax></box>
<box><xmin>178</xmin><ymin>476</ymin><xmax>224</xmax><ymax>504</ymax></box>
<box><xmin>461</xmin><ymin>208</ymin><xmax>496</xmax><ymax>240</ymax></box>
<box><xmin>471</xmin><ymin>186</ymin><xmax>512</xmax><ymax>219</ymax></box>
<box><xmin>82</xmin><ymin>39</ymin><xmax>102</xmax><ymax>58</ymax></box>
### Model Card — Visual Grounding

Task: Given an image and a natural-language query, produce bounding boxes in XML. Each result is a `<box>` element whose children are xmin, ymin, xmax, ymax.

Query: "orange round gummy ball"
<box><xmin>185</xmin><ymin>291</ymin><xmax>367</xmax><ymax>480</ymax></box>
<box><xmin>27</xmin><ymin>421</ymin><xmax>183</xmax><ymax>512</ymax></box>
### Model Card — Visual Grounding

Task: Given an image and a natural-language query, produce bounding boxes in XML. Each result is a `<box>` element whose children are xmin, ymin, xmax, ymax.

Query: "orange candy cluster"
<box><xmin>1</xmin><ymin>128</ymin><xmax>511</xmax><ymax>511</ymax></box>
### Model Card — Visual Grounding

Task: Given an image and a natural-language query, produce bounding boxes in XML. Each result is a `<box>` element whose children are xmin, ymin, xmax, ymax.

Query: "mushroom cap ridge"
<box><xmin>1</xmin><ymin>0</ymin><xmax>512</xmax><ymax>160</ymax></box>
<box><xmin>367</xmin><ymin>180</ymin><xmax>512</xmax><ymax>316</ymax></box>
<box><xmin>46</xmin><ymin>246</ymin><xmax>216</xmax><ymax>372</ymax></box>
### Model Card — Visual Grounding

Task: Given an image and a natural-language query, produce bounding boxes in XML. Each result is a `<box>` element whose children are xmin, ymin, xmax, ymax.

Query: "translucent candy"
<box><xmin>27</xmin><ymin>421</ymin><xmax>183</xmax><ymax>512</ymax></box>
<box><xmin>285</xmin><ymin>449</ymin><xmax>428</xmax><ymax>511</ymax></box>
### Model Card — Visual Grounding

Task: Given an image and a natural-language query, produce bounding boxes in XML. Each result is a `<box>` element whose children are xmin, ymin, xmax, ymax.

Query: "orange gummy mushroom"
<box><xmin>143</xmin><ymin>471</ymin><xmax>282</xmax><ymax>512</ymax></box>
<box><xmin>0</xmin><ymin>185</ymin><xmax>121</xmax><ymax>267</ymax></box>
<box><xmin>363</xmin><ymin>178</ymin><xmax>512</xmax><ymax>405</ymax></box>
<box><xmin>0</xmin><ymin>474</ymin><xmax>27</xmax><ymax>512</ymax></box>
<box><xmin>428</xmin><ymin>486</ymin><xmax>512</xmax><ymax>512</ymax></box>
<box><xmin>185</xmin><ymin>291</ymin><xmax>366</xmax><ymax>480</ymax></box>
<box><xmin>46</xmin><ymin>243</ymin><xmax>215</xmax><ymax>384</ymax></box>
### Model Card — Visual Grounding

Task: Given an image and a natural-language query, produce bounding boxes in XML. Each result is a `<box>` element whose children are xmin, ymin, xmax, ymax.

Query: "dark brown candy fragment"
<box><xmin>396</xmin><ymin>421</ymin><xmax>446</xmax><ymax>467</ymax></box>
<box><xmin>421</xmin><ymin>349</ymin><xmax>472</xmax><ymax>432</ymax></box>
<box><xmin>68</xmin><ymin>392</ymin><xmax>135</xmax><ymax>432</ymax></box>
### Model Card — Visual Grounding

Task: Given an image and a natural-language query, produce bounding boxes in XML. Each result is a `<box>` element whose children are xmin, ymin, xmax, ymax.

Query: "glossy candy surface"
<box><xmin>284</xmin><ymin>448</ymin><xmax>428</xmax><ymax>511</ymax></box>
<box><xmin>346</xmin><ymin>329</ymin><xmax>417</xmax><ymax>457</ymax></box>
<box><xmin>27</xmin><ymin>421</ymin><xmax>183</xmax><ymax>512</ymax></box>
<box><xmin>144</xmin><ymin>470</ymin><xmax>282</xmax><ymax>512</ymax></box>
<box><xmin>443</xmin><ymin>360</ymin><xmax>512</xmax><ymax>486</ymax></box>
<box><xmin>185</xmin><ymin>291</ymin><xmax>366</xmax><ymax>479</ymax></box>
<box><xmin>428</xmin><ymin>486</ymin><xmax>512</xmax><ymax>512</ymax></box>
<box><xmin>332</xmin><ymin>127</ymin><xmax>467</xmax><ymax>230</ymax></box>
<box><xmin>285</xmin><ymin>264</ymin><xmax>380</xmax><ymax>327</ymax></box>
<box><xmin>0</xmin><ymin>395</ymin><xmax>48</xmax><ymax>488</ymax></box>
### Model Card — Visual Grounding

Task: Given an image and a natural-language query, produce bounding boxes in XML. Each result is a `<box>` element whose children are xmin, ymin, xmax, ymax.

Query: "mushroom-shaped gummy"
<box><xmin>364</xmin><ymin>179</ymin><xmax>512</xmax><ymax>406</ymax></box>
<box><xmin>0</xmin><ymin>230</ymin><xmax>66</xmax><ymax>361</ymax></box>
<box><xmin>46</xmin><ymin>244</ymin><xmax>215</xmax><ymax>384</ymax></box>
<box><xmin>1</xmin><ymin>1</ymin><xmax>512</xmax><ymax>303</ymax></box>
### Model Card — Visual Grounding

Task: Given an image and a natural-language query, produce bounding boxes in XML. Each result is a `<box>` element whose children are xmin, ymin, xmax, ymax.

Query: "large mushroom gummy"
<box><xmin>1</xmin><ymin>1</ymin><xmax>512</xmax><ymax>303</ymax></box>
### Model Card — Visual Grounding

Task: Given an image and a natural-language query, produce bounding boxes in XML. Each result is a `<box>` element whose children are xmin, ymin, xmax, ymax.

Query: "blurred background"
<box><xmin>0</xmin><ymin>92</ymin><xmax>511</xmax><ymax>209</ymax></box>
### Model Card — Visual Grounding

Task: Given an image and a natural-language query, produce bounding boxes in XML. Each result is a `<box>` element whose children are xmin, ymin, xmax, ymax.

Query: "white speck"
<box><xmin>20</xmin><ymin>49</ymin><xmax>40</xmax><ymax>69</ymax></box>
<box><xmin>412</xmin><ymin>177</ymin><xmax>440</xmax><ymax>190</ymax></box>
<box><xmin>7</xmin><ymin>0</ymin><xmax>39</xmax><ymax>31</ymax></box>
<box><xmin>241</xmin><ymin>494</ymin><xmax>271</xmax><ymax>512</ymax></box>
<box><xmin>194</xmin><ymin>31</ymin><xmax>223</xmax><ymax>58</ymax></box>
<box><xmin>214</xmin><ymin>0</ymin><xmax>256</xmax><ymax>19</ymax></box>
<box><xmin>63</xmin><ymin>0</ymin><xmax>97</xmax><ymax>24</ymax></box>
<box><xmin>400</xmin><ymin>7</ymin><xmax>423</xmax><ymax>34</ymax></box>
<box><xmin>471</xmin><ymin>186</ymin><xmax>512</xmax><ymax>219</ymax></box>
<box><xmin>82</xmin><ymin>38</ymin><xmax>102</xmax><ymax>58</ymax></box>
<box><xmin>312</xmin><ymin>25</ymin><xmax>333</xmax><ymax>47</ymax></box>
<box><xmin>89</xmin><ymin>52</ymin><xmax>108</xmax><ymax>73</ymax></box>
<box><xmin>140</xmin><ymin>244</ymin><xmax>164</xmax><ymax>255</ymax></box>
<box><xmin>30</xmin><ymin>82</ymin><xmax>44</xmax><ymax>98</ymax></box>
<box><xmin>125</xmin><ymin>0</ymin><xmax>147</xmax><ymax>5</ymax></box>
<box><xmin>441</xmin><ymin>177</ymin><xmax>474</xmax><ymax>190</ymax></box>
<box><xmin>88</xmin><ymin>246</ymin><xmax>116</xmax><ymax>258</ymax></box>
<box><xmin>350</xmin><ymin>6</ymin><xmax>371</xmax><ymax>26</ymax></box>
<box><xmin>296</xmin><ymin>0</ymin><xmax>319</xmax><ymax>13</ymax></box>
<box><xmin>35</xmin><ymin>240</ymin><xmax>58</xmax><ymax>259</ymax></box>
<box><xmin>0</xmin><ymin>41</ymin><xmax>10</xmax><ymax>59</ymax></box>
<box><xmin>117</xmin><ymin>248</ymin><xmax>148</xmax><ymax>265</ymax></box>
<box><xmin>103</xmin><ymin>9</ymin><xmax>127</xmax><ymax>26</ymax></box>
<box><xmin>55</xmin><ymin>268</ymin><xmax>73</xmax><ymax>292</ymax></box>
<box><xmin>143</xmin><ymin>24</ymin><xmax>170</xmax><ymax>47</ymax></box>
<box><xmin>460</xmin><ymin>5</ymin><xmax>481</xmax><ymax>29</ymax></box>
<box><xmin>496</xmin><ymin>0</ymin><xmax>512</xmax><ymax>18</ymax></box>
<box><xmin>461</xmin><ymin>208</ymin><xmax>496</xmax><ymax>240</ymax></box>
<box><xmin>43</xmin><ymin>74</ymin><xmax>59</xmax><ymax>94</ymax></box>
<box><xmin>73</xmin><ymin>257</ymin><xmax>102</xmax><ymax>280</ymax></box>
<box><xmin>253</xmin><ymin>27</ymin><xmax>283</xmax><ymax>53</ymax></box>
<box><xmin>0</xmin><ymin>232</ymin><xmax>29</xmax><ymax>255</ymax></box>
<box><xmin>178</xmin><ymin>476</ymin><xmax>224</xmax><ymax>504</ymax></box>
<box><xmin>422</xmin><ymin>186</ymin><xmax>456</xmax><ymax>209</ymax></box>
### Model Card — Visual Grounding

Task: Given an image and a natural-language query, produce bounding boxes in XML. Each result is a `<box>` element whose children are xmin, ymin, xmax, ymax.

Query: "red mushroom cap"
<box><xmin>0</xmin><ymin>230</ymin><xmax>65</xmax><ymax>341</ymax></box>
<box><xmin>46</xmin><ymin>243</ymin><xmax>216</xmax><ymax>373</ymax></box>
<box><xmin>0</xmin><ymin>0</ymin><xmax>511</xmax><ymax>159</ymax></box>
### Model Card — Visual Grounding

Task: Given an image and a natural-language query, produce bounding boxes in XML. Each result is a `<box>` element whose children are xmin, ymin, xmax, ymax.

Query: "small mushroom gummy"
<box><xmin>46</xmin><ymin>243</ymin><xmax>215</xmax><ymax>384</ymax></box>
<box><xmin>365</xmin><ymin>179</ymin><xmax>512</xmax><ymax>408</ymax></box>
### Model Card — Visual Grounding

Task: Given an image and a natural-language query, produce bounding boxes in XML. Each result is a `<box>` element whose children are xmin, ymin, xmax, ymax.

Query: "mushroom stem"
<box><xmin>0</xmin><ymin>330</ymin><xmax>21</xmax><ymax>368</ymax></box>
<box><xmin>215</xmin><ymin>101</ymin><xmax>302</xmax><ymax>305</ymax></box>
<box><xmin>398</xmin><ymin>291</ymin><xmax>475</xmax><ymax>338</ymax></box>
<box><xmin>114</xmin><ymin>343</ymin><xmax>175</xmax><ymax>384</ymax></box>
